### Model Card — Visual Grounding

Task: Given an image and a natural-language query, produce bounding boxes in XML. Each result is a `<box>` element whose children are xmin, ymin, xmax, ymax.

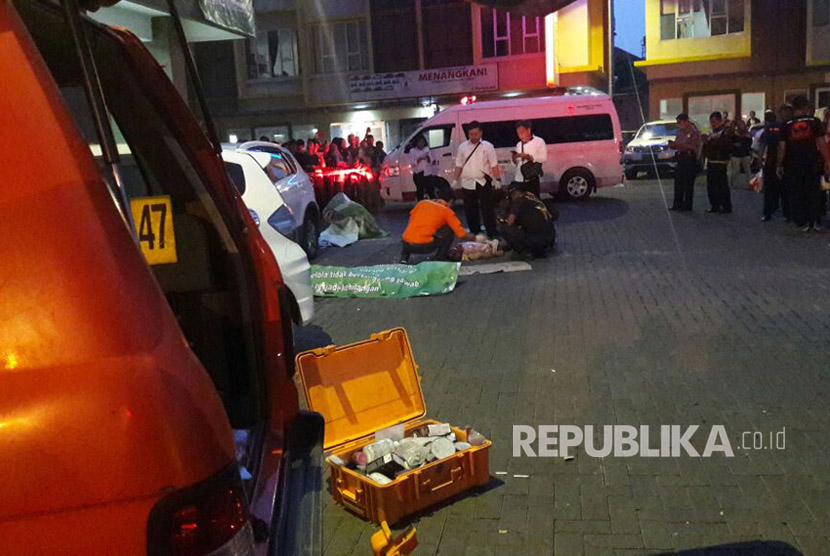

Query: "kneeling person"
<box><xmin>495</xmin><ymin>187</ymin><xmax>557</xmax><ymax>259</ymax></box>
<box><xmin>400</xmin><ymin>188</ymin><xmax>474</xmax><ymax>263</ymax></box>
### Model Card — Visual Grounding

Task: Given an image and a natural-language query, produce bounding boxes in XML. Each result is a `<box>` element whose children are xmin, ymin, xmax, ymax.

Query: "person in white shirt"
<box><xmin>454</xmin><ymin>121</ymin><xmax>502</xmax><ymax>238</ymax></box>
<box><xmin>409</xmin><ymin>135</ymin><xmax>434</xmax><ymax>200</ymax></box>
<box><xmin>511</xmin><ymin>120</ymin><xmax>547</xmax><ymax>198</ymax></box>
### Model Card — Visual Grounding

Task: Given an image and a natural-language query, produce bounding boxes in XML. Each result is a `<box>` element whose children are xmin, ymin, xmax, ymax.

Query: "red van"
<box><xmin>0</xmin><ymin>1</ymin><xmax>322</xmax><ymax>553</ymax></box>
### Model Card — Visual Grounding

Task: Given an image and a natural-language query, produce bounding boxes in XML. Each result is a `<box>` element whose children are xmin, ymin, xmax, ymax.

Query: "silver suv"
<box><xmin>624</xmin><ymin>120</ymin><xmax>681</xmax><ymax>180</ymax></box>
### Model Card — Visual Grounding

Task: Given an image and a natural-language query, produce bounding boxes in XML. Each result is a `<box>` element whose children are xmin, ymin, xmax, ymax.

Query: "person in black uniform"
<box><xmin>702</xmin><ymin>112</ymin><xmax>733</xmax><ymax>213</ymax></box>
<box><xmin>493</xmin><ymin>186</ymin><xmax>557</xmax><ymax>260</ymax></box>
<box><xmin>759</xmin><ymin>110</ymin><xmax>786</xmax><ymax>221</ymax></box>
<box><xmin>776</xmin><ymin>96</ymin><xmax>830</xmax><ymax>231</ymax></box>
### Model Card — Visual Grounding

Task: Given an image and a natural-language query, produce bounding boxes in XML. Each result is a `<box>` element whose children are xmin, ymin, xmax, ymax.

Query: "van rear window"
<box><xmin>463</xmin><ymin>114</ymin><xmax>614</xmax><ymax>148</ymax></box>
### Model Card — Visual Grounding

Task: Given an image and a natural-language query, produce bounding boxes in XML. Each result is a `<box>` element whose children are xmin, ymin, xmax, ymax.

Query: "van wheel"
<box><xmin>624</xmin><ymin>168</ymin><xmax>639</xmax><ymax>180</ymax></box>
<box><xmin>560</xmin><ymin>169</ymin><xmax>595</xmax><ymax>201</ymax></box>
<box><xmin>299</xmin><ymin>210</ymin><xmax>320</xmax><ymax>260</ymax></box>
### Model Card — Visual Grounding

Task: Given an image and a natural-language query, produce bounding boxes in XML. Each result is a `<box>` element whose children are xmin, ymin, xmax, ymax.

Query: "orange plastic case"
<box><xmin>296</xmin><ymin>328</ymin><xmax>491</xmax><ymax>525</ymax></box>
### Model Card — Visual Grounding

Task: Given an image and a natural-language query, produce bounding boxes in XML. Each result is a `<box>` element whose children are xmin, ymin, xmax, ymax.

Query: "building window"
<box><xmin>815</xmin><ymin>0</ymin><xmax>830</xmax><ymax>27</ymax></box>
<box><xmin>741</xmin><ymin>92</ymin><xmax>765</xmax><ymax>122</ymax></box>
<box><xmin>659</xmin><ymin>98</ymin><xmax>683</xmax><ymax>120</ymax></box>
<box><xmin>660</xmin><ymin>0</ymin><xmax>745</xmax><ymax>41</ymax></box>
<box><xmin>247</xmin><ymin>29</ymin><xmax>299</xmax><ymax>79</ymax></box>
<box><xmin>687</xmin><ymin>93</ymin><xmax>736</xmax><ymax>133</ymax></box>
<box><xmin>312</xmin><ymin>21</ymin><xmax>369</xmax><ymax>74</ymax></box>
<box><xmin>480</xmin><ymin>7</ymin><xmax>544</xmax><ymax>58</ymax></box>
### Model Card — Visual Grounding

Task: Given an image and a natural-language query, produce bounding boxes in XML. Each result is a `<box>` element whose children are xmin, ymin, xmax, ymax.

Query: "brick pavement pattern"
<box><xmin>310</xmin><ymin>181</ymin><xmax>830</xmax><ymax>555</ymax></box>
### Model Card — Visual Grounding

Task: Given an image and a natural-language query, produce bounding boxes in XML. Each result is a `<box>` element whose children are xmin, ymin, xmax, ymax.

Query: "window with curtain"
<box><xmin>480</xmin><ymin>7</ymin><xmax>544</xmax><ymax>58</ymax></box>
<box><xmin>660</xmin><ymin>0</ymin><xmax>745</xmax><ymax>40</ymax></box>
<box><xmin>312</xmin><ymin>21</ymin><xmax>369</xmax><ymax>74</ymax></box>
<box><xmin>247</xmin><ymin>29</ymin><xmax>298</xmax><ymax>79</ymax></box>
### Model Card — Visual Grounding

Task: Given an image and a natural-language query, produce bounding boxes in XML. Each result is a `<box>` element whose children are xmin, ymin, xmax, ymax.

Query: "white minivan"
<box><xmin>380</xmin><ymin>88</ymin><xmax>624</xmax><ymax>201</ymax></box>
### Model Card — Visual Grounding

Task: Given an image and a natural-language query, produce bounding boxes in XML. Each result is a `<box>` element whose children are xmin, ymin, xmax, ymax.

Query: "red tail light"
<box><xmin>619</xmin><ymin>141</ymin><xmax>624</xmax><ymax>154</ymax></box>
<box><xmin>147</xmin><ymin>464</ymin><xmax>254</xmax><ymax>556</ymax></box>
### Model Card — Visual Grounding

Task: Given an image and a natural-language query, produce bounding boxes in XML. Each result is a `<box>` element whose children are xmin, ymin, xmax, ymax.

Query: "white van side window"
<box><xmin>462</xmin><ymin>115</ymin><xmax>614</xmax><ymax>148</ymax></box>
<box><xmin>411</xmin><ymin>124</ymin><xmax>454</xmax><ymax>149</ymax></box>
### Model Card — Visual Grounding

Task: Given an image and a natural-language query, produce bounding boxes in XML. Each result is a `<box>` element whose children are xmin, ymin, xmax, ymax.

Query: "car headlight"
<box><xmin>625</xmin><ymin>146</ymin><xmax>635</xmax><ymax>153</ymax></box>
<box><xmin>267</xmin><ymin>205</ymin><xmax>295</xmax><ymax>238</ymax></box>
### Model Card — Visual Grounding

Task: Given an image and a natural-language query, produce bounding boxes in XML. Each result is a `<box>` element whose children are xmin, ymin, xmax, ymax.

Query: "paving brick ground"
<box><xmin>309</xmin><ymin>180</ymin><xmax>830</xmax><ymax>555</ymax></box>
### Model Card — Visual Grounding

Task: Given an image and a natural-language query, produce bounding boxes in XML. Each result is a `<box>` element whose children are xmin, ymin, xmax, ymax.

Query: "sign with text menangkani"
<box><xmin>349</xmin><ymin>64</ymin><xmax>499</xmax><ymax>101</ymax></box>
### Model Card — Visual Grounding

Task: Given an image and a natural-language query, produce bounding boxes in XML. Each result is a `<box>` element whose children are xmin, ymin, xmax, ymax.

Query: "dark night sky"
<box><xmin>614</xmin><ymin>0</ymin><xmax>646</xmax><ymax>57</ymax></box>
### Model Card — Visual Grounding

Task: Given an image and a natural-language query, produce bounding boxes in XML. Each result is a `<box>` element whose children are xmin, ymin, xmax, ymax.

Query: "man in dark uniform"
<box><xmin>494</xmin><ymin>186</ymin><xmax>557</xmax><ymax>260</ymax></box>
<box><xmin>702</xmin><ymin>112</ymin><xmax>733</xmax><ymax>213</ymax></box>
<box><xmin>759</xmin><ymin>110</ymin><xmax>786</xmax><ymax>221</ymax></box>
<box><xmin>776</xmin><ymin>96</ymin><xmax>830</xmax><ymax>231</ymax></box>
<box><xmin>668</xmin><ymin>113</ymin><xmax>701</xmax><ymax>211</ymax></box>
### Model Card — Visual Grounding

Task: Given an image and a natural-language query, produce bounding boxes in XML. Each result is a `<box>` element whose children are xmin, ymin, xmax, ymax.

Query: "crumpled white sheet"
<box><xmin>319</xmin><ymin>218</ymin><xmax>360</xmax><ymax>247</ymax></box>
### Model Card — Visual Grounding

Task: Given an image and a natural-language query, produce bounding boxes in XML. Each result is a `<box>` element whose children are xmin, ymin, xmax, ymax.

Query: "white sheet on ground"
<box><xmin>458</xmin><ymin>261</ymin><xmax>532</xmax><ymax>276</ymax></box>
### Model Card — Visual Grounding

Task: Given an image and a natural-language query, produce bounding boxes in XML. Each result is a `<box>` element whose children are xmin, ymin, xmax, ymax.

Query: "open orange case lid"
<box><xmin>295</xmin><ymin>328</ymin><xmax>426</xmax><ymax>451</ymax></box>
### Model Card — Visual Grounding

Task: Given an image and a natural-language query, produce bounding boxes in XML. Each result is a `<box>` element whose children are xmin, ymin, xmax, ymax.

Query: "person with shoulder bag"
<box><xmin>454</xmin><ymin>121</ymin><xmax>502</xmax><ymax>238</ymax></box>
<box><xmin>511</xmin><ymin>120</ymin><xmax>546</xmax><ymax>198</ymax></box>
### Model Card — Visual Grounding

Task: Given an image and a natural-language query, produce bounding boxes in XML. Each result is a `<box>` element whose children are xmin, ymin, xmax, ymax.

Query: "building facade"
<box><xmin>638</xmin><ymin>0</ymin><xmax>830</xmax><ymax>132</ymax></box>
<box><xmin>198</xmin><ymin>0</ymin><xmax>611</xmax><ymax>149</ymax></box>
<box><xmin>88</xmin><ymin>0</ymin><xmax>253</xmax><ymax>100</ymax></box>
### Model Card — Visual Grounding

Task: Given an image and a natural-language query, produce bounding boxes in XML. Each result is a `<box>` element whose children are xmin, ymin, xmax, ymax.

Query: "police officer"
<box><xmin>702</xmin><ymin>112</ymin><xmax>733</xmax><ymax>213</ymax></box>
<box><xmin>668</xmin><ymin>113</ymin><xmax>701</xmax><ymax>212</ymax></box>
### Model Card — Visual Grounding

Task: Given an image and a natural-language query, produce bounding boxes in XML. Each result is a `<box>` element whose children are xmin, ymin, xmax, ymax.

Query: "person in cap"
<box><xmin>400</xmin><ymin>186</ymin><xmax>475</xmax><ymax>264</ymax></box>
<box><xmin>493</xmin><ymin>185</ymin><xmax>557</xmax><ymax>261</ymax></box>
<box><xmin>668</xmin><ymin>113</ymin><xmax>701</xmax><ymax>212</ymax></box>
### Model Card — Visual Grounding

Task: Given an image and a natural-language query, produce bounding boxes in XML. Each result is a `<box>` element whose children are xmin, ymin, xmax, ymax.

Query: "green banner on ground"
<box><xmin>311</xmin><ymin>262</ymin><xmax>461</xmax><ymax>298</ymax></box>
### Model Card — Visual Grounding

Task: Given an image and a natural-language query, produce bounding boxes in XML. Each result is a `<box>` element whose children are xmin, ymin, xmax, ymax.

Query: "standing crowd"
<box><xmin>273</xmin><ymin>128</ymin><xmax>387</xmax><ymax>176</ymax></box>
<box><xmin>401</xmin><ymin>120</ymin><xmax>557</xmax><ymax>263</ymax></box>
<box><xmin>669</xmin><ymin>96</ymin><xmax>830</xmax><ymax>232</ymax></box>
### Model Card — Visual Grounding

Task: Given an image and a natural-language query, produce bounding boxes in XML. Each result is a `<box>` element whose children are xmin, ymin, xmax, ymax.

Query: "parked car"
<box><xmin>380</xmin><ymin>88</ymin><xmax>624</xmax><ymax>201</ymax></box>
<box><xmin>2</xmin><ymin>1</ymin><xmax>322</xmax><ymax>553</ymax></box>
<box><xmin>223</xmin><ymin>149</ymin><xmax>315</xmax><ymax>324</ymax></box>
<box><xmin>623</xmin><ymin>120</ymin><xmax>682</xmax><ymax>180</ymax></box>
<box><xmin>230</xmin><ymin>141</ymin><xmax>322</xmax><ymax>260</ymax></box>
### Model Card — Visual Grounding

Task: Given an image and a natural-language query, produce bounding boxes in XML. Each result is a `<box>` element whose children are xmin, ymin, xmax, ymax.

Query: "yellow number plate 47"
<box><xmin>130</xmin><ymin>195</ymin><xmax>178</xmax><ymax>265</ymax></box>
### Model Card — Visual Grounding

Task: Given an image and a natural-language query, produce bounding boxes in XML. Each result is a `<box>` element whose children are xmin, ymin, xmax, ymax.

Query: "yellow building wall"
<box><xmin>637</xmin><ymin>0</ymin><xmax>751</xmax><ymax>66</ymax></box>
<box><xmin>555</xmin><ymin>0</ymin><xmax>606</xmax><ymax>74</ymax></box>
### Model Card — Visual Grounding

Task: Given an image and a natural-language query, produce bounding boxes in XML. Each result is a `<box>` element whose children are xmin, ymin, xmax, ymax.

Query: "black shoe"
<box><xmin>706</xmin><ymin>207</ymin><xmax>720</xmax><ymax>213</ymax></box>
<box><xmin>761</xmin><ymin>215</ymin><xmax>772</xmax><ymax>222</ymax></box>
<box><xmin>679</xmin><ymin>207</ymin><xmax>693</xmax><ymax>212</ymax></box>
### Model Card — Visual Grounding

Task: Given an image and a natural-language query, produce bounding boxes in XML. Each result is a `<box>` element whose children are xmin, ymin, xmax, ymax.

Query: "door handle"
<box><xmin>442</xmin><ymin>153</ymin><xmax>452</xmax><ymax>157</ymax></box>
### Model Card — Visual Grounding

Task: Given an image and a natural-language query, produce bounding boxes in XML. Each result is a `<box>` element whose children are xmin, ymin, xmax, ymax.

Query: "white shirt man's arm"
<box><xmin>532</xmin><ymin>137</ymin><xmax>547</xmax><ymax>163</ymax></box>
<box><xmin>454</xmin><ymin>144</ymin><xmax>466</xmax><ymax>182</ymax></box>
<box><xmin>485</xmin><ymin>143</ymin><xmax>501</xmax><ymax>180</ymax></box>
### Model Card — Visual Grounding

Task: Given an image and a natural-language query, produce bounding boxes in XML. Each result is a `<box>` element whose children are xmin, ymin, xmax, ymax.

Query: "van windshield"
<box><xmin>637</xmin><ymin>123</ymin><xmax>680</xmax><ymax>139</ymax></box>
<box><xmin>17</xmin><ymin>0</ymin><xmax>263</xmax><ymax>427</ymax></box>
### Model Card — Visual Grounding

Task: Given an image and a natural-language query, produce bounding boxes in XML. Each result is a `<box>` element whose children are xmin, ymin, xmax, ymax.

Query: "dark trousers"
<box><xmin>400</xmin><ymin>226</ymin><xmax>454</xmax><ymax>262</ymax></box>
<box><xmin>672</xmin><ymin>157</ymin><xmax>697</xmax><ymax>210</ymax></box>
<box><xmin>462</xmin><ymin>182</ymin><xmax>497</xmax><ymax>237</ymax></box>
<box><xmin>788</xmin><ymin>171</ymin><xmax>823</xmax><ymax>227</ymax></box>
<box><xmin>706</xmin><ymin>164</ymin><xmax>731</xmax><ymax>212</ymax></box>
<box><xmin>499</xmin><ymin>224</ymin><xmax>555</xmax><ymax>257</ymax></box>
<box><xmin>520</xmin><ymin>177</ymin><xmax>541</xmax><ymax>198</ymax></box>
<box><xmin>414</xmin><ymin>172</ymin><xmax>435</xmax><ymax>200</ymax></box>
<box><xmin>762</xmin><ymin>169</ymin><xmax>787</xmax><ymax>218</ymax></box>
